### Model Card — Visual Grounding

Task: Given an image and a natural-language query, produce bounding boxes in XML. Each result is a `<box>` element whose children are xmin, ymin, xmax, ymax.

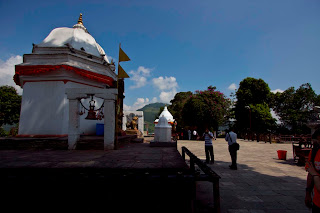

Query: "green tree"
<box><xmin>0</xmin><ymin>86</ymin><xmax>21</xmax><ymax>127</ymax></box>
<box><xmin>272</xmin><ymin>83</ymin><xmax>317</xmax><ymax>134</ymax></box>
<box><xmin>168</xmin><ymin>91</ymin><xmax>193</xmax><ymax>130</ymax></box>
<box><xmin>235</xmin><ymin>77</ymin><xmax>275</xmax><ymax>134</ymax></box>
<box><xmin>182</xmin><ymin>86</ymin><xmax>231</xmax><ymax>133</ymax></box>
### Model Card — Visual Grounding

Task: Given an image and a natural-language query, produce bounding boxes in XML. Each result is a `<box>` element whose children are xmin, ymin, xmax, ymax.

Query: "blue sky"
<box><xmin>1</xmin><ymin>0</ymin><xmax>319</xmax><ymax>110</ymax></box>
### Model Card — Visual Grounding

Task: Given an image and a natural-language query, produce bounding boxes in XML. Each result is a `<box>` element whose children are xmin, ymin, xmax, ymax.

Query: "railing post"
<box><xmin>213</xmin><ymin>178</ymin><xmax>221</xmax><ymax>213</ymax></box>
<box><xmin>181</xmin><ymin>146</ymin><xmax>221</xmax><ymax>213</ymax></box>
<box><xmin>190</xmin><ymin>157</ymin><xmax>195</xmax><ymax>173</ymax></box>
<box><xmin>182</xmin><ymin>147</ymin><xmax>185</xmax><ymax>161</ymax></box>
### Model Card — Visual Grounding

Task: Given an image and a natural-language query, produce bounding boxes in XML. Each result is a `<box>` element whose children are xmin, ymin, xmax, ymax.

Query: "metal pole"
<box><xmin>114</xmin><ymin>43</ymin><xmax>121</xmax><ymax>149</ymax></box>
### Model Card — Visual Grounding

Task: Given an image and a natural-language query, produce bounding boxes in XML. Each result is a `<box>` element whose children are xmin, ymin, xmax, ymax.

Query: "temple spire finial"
<box><xmin>73</xmin><ymin>13</ymin><xmax>88</xmax><ymax>33</ymax></box>
<box><xmin>77</xmin><ymin>13</ymin><xmax>83</xmax><ymax>25</ymax></box>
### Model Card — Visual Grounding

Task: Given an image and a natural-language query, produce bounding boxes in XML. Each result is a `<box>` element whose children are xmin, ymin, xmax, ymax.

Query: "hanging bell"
<box><xmin>85</xmin><ymin>95</ymin><xmax>98</xmax><ymax>120</ymax></box>
<box><xmin>85</xmin><ymin>108</ymin><xmax>97</xmax><ymax>120</ymax></box>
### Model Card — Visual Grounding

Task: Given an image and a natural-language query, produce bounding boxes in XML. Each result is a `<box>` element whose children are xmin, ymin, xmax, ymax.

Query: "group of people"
<box><xmin>197</xmin><ymin>127</ymin><xmax>320</xmax><ymax>211</ymax></box>
<box><xmin>202</xmin><ymin>128</ymin><xmax>239</xmax><ymax>170</ymax></box>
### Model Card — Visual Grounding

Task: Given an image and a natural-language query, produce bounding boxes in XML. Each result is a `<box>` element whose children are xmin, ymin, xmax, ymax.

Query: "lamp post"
<box><xmin>245</xmin><ymin>106</ymin><xmax>252</xmax><ymax>140</ymax></box>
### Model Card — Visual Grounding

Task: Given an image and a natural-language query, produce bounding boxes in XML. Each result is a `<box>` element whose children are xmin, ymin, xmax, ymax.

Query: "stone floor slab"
<box><xmin>177</xmin><ymin>138</ymin><xmax>311</xmax><ymax>213</ymax></box>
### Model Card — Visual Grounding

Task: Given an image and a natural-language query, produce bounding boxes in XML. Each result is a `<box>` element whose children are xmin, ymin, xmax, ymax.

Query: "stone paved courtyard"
<box><xmin>177</xmin><ymin>138</ymin><xmax>311</xmax><ymax>213</ymax></box>
<box><xmin>0</xmin><ymin>137</ymin><xmax>313</xmax><ymax>212</ymax></box>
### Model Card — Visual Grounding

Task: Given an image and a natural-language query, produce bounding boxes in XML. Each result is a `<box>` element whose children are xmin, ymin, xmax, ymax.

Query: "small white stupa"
<box><xmin>154</xmin><ymin>116</ymin><xmax>172</xmax><ymax>143</ymax></box>
<box><xmin>151</xmin><ymin>106</ymin><xmax>176</xmax><ymax>147</ymax></box>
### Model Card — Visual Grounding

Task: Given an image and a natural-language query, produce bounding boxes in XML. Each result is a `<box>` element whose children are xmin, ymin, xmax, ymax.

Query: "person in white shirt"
<box><xmin>193</xmin><ymin>130</ymin><xmax>198</xmax><ymax>140</ymax></box>
<box><xmin>202</xmin><ymin>128</ymin><xmax>215</xmax><ymax>164</ymax></box>
<box><xmin>225</xmin><ymin>128</ymin><xmax>238</xmax><ymax>170</ymax></box>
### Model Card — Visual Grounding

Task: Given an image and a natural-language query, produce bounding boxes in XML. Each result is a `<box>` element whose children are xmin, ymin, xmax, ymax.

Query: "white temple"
<box><xmin>154</xmin><ymin>106</ymin><xmax>175</xmax><ymax>124</ymax></box>
<box><xmin>14</xmin><ymin>14</ymin><xmax>118</xmax><ymax>150</ymax></box>
<box><xmin>154</xmin><ymin>116</ymin><xmax>172</xmax><ymax>143</ymax></box>
<box><xmin>151</xmin><ymin>106</ymin><xmax>176</xmax><ymax>146</ymax></box>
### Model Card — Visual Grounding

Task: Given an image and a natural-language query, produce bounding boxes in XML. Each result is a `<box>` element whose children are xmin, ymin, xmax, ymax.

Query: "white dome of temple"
<box><xmin>37</xmin><ymin>14</ymin><xmax>109</xmax><ymax>63</ymax></box>
<box><xmin>154</xmin><ymin>106</ymin><xmax>174</xmax><ymax>124</ymax></box>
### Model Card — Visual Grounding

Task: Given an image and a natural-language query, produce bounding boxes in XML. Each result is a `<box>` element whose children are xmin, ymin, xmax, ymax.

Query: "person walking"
<box><xmin>202</xmin><ymin>128</ymin><xmax>214</xmax><ymax>164</ymax></box>
<box><xmin>305</xmin><ymin>129</ymin><xmax>320</xmax><ymax>212</ymax></box>
<box><xmin>193</xmin><ymin>129</ymin><xmax>198</xmax><ymax>140</ymax></box>
<box><xmin>225</xmin><ymin>128</ymin><xmax>238</xmax><ymax>170</ymax></box>
<box><xmin>188</xmin><ymin>129</ymin><xmax>191</xmax><ymax>140</ymax></box>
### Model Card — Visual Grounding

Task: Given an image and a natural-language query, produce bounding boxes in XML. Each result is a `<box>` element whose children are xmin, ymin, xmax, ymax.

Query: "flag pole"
<box><xmin>115</xmin><ymin>43</ymin><xmax>121</xmax><ymax>149</ymax></box>
<box><xmin>115</xmin><ymin>43</ymin><xmax>130</xmax><ymax>149</ymax></box>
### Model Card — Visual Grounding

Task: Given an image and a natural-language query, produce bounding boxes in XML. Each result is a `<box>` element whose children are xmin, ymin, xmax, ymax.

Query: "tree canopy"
<box><xmin>272</xmin><ymin>83</ymin><xmax>318</xmax><ymax>134</ymax></box>
<box><xmin>0</xmin><ymin>86</ymin><xmax>21</xmax><ymax>127</ymax></box>
<box><xmin>234</xmin><ymin>77</ymin><xmax>275</xmax><ymax>133</ymax></box>
<box><xmin>168</xmin><ymin>91</ymin><xmax>193</xmax><ymax>130</ymax></box>
<box><xmin>181</xmin><ymin>86</ymin><xmax>231</xmax><ymax>133</ymax></box>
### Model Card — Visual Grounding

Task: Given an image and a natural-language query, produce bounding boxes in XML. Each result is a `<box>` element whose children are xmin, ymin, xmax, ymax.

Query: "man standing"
<box><xmin>225</xmin><ymin>128</ymin><xmax>238</xmax><ymax>170</ymax></box>
<box><xmin>203</xmin><ymin>128</ymin><xmax>214</xmax><ymax>164</ymax></box>
<box><xmin>305</xmin><ymin>129</ymin><xmax>320</xmax><ymax>212</ymax></box>
<box><xmin>193</xmin><ymin>129</ymin><xmax>198</xmax><ymax>140</ymax></box>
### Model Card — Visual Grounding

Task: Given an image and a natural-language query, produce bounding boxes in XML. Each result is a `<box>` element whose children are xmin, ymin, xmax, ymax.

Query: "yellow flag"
<box><xmin>119</xmin><ymin>47</ymin><xmax>130</xmax><ymax>62</ymax></box>
<box><xmin>118</xmin><ymin>64</ymin><xmax>130</xmax><ymax>78</ymax></box>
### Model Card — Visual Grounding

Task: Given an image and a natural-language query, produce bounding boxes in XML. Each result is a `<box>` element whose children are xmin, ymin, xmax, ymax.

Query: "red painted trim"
<box><xmin>22</xmin><ymin>79</ymin><xmax>104</xmax><ymax>89</ymax></box>
<box><xmin>16</xmin><ymin>134</ymin><xmax>68</xmax><ymax>138</ymax></box>
<box><xmin>14</xmin><ymin>64</ymin><xmax>115</xmax><ymax>87</ymax></box>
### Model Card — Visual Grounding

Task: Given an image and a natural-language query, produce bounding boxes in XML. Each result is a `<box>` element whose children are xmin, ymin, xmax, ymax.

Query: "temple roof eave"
<box><xmin>14</xmin><ymin>64</ymin><xmax>115</xmax><ymax>87</ymax></box>
<box><xmin>17</xmin><ymin>49</ymin><xmax>117</xmax><ymax>79</ymax></box>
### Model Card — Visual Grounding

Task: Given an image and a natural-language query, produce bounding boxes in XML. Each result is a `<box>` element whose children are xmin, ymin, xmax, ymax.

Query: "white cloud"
<box><xmin>125</xmin><ymin>69</ymin><xmax>179</xmax><ymax>108</ymax></box>
<box><xmin>124</xmin><ymin>96</ymin><xmax>159</xmax><ymax>111</ymax></box>
<box><xmin>159</xmin><ymin>89</ymin><xmax>177</xmax><ymax>103</ymax></box>
<box><xmin>129</xmin><ymin>66</ymin><xmax>152</xmax><ymax>89</ymax></box>
<box><xmin>123</xmin><ymin>104</ymin><xmax>132</xmax><ymax>111</ymax></box>
<box><xmin>152</xmin><ymin>76</ymin><xmax>178</xmax><ymax>91</ymax></box>
<box><xmin>271</xmin><ymin>89</ymin><xmax>284</xmax><ymax>94</ymax></box>
<box><xmin>152</xmin><ymin>76</ymin><xmax>178</xmax><ymax>103</ymax></box>
<box><xmin>228</xmin><ymin>83</ymin><xmax>237</xmax><ymax>91</ymax></box>
<box><xmin>152</xmin><ymin>97</ymin><xmax>158</xmax><ymax>103</ymax></box>
<box><xmin>0</xmin><ymin>55</ymin><xmax>23</xmax><ymax>94</ymax></box>
<box><xmin>124</xmin><ymin>97</ymin><xmax>151</xmax><ymax>111</ymax></box>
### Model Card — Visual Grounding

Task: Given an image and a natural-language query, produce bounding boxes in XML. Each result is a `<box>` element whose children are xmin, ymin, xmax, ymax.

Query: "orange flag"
<box><xmin>119</xmin><ymin>47</ymin><xmax>130</xmax><ymax>62</ymax></box>
<box><xmin>118</xmin><ymin>64</ymin><xmax>130</xmax><ymax>78</ymax></box>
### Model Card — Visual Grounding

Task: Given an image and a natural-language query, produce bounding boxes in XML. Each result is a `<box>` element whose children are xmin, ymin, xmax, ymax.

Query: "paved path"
<box><xmin>0</xmin><ymin>143</ymin><xmax>187</xmax><ymax>170</ymax></box>
<box><xmin>177</xmin><ymin>138</ymin><xmax>311</xmax><ymax>213</ymax></box>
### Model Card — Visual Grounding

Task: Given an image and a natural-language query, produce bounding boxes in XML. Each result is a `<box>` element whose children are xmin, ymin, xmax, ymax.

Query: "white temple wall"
<box><xmin>19</xmin><ymin>81</ymin><xmax>67</xmax><ymax>135</ymax></box>
<box><xmin>18</xmin><ymin>81</ymin><xmax>105</xmax><ymax>136</ymax></box>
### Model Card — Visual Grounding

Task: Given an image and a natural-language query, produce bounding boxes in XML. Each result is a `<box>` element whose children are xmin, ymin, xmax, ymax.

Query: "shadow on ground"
<box><xmin>184</xmin><ymin>158</ymin><xmax>310</xmax><ymax>213</ymax></box>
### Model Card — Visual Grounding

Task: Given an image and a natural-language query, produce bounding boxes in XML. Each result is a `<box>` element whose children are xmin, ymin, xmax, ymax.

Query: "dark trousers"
<box><xmin>228</xmin><ymin>144</ymin><xmax>237</xmax><ymax>168</ymax></box>
<box><xmin>313</xmin><ymin>202</ymin><xmax>320</xmax><ymax>212</ymax></box>
<box><xmin>205</xmin><ymin>145</ymin><xmax>214</xmax><ymax>163</ymax></box>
